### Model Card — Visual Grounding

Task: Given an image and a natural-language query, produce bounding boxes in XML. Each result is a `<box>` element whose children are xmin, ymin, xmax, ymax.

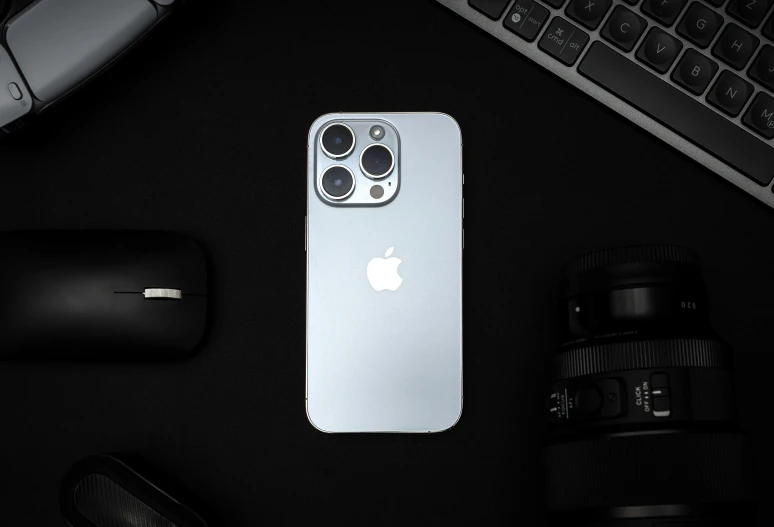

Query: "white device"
<box><xmin>306</xmin><ymin>112</ymin><xmax>464</xmax><ymax>433</ymax></box>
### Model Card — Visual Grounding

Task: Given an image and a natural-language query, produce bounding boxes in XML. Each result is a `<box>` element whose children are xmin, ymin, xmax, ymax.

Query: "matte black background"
<box><xmin>1</xmin><ymin>1</ymin><xmax>772</xmax><ymax>525</ymax></box>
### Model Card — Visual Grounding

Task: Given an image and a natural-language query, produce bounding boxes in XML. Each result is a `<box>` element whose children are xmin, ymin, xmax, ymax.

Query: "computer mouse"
<box><xmin>0</xmin><ymin>231</ymin><xmax>207</xmax><ymax>361</ymax></box>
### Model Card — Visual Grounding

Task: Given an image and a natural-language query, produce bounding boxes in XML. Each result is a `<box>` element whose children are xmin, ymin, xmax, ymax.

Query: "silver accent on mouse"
<box><xmin>143</xmin><ymin>288</ymin><xmax>182</xmax><ymax>300</ymax></box>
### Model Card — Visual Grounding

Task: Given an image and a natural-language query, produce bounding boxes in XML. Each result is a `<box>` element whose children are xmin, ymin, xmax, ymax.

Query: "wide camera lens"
<box><xmin>320</xmin><ymin>165</ymin><xmax>354</xmax><ymax>200</ymax></box>
<box><xmin>544</xmin><ymin>245</ymin><xmax>753</xmax><ymax>526</ymax></box>
<box><xmin>320</xmin><ymin>123</ymin><xmax>355</xmax><ymax>159</ymax></box>
<box><xmin>360</xmin><ymin>144</ymin><xmax>394</xmax><ymax>178</ymax></box>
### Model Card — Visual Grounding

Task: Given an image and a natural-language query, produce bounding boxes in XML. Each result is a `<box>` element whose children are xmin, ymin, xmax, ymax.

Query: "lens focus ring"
<box><xmin>552</xmin><ymin>338</ymin><xmax>732</xmax><ymax>381</ymax></box>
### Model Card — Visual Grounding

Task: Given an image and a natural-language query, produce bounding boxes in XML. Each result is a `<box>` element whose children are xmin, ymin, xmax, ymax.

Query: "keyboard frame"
<box><xmin>438</xmin><ymin>0</ymin><xmax>774</xmax><ymax>209</ymax></box>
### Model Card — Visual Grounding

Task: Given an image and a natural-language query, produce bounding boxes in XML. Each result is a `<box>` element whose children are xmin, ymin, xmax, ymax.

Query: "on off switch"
<box><xmin>651</xmin><ymin>372</ymin><xmax>671</xmax><ymax>417</ymax></box>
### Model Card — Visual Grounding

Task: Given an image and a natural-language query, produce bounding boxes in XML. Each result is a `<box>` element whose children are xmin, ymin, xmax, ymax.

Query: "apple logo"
<box><xmin>367</xmin><ymin>247</ymin><xmax>403</xmax><ymax>291</ymax></box>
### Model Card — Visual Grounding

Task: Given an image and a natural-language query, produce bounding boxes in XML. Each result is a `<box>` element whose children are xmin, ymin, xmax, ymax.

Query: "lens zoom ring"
<box><xmin>544</xmin><ymin>431</ymin><xmax>750</xmax><ymax>511</ymax></box>
<box><xmin>564</xmin><ymin>245</ymin><xmax>699</xmax><ymax>277</ymax></box>
<box><xmin>553</xmin><ymin>339</ymin><xmax>731</xmax><ymax>380</ymax></box>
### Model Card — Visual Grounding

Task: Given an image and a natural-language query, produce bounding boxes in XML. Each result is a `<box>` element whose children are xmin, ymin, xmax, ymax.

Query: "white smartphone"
<box><xmin>306</xmin><ymin>112</ymin><xmax>463</xmax><ymax>433</ymax></box>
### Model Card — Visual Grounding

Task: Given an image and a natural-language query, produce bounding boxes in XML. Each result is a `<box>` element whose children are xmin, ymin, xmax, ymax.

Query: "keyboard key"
<box><xmin>636</xmin><ymin>28</ymin><xmax>683</xmax><ymax>72</ymax></box>
<box><xmin>601</xmin><ymin>6</ymin><xmax>648</xmax><ymax>51</ymax></box>
<box><xmin>469</xmin><ymin>0</ymin><xmax>511</xmax><ymax>19</ymax></box>
<box><xmin>749</xmin><ymin>45</ymin><xmax>774</xmax><ymax>89</ymax></box>
<box><xmin>677</xmin><ymin>2</ymin><xmax>724</xmax><ymax>48</ymax></box>
<box><xmin>671</xmin><ymin>49</ymin><xmax>719</xmax><ymax>93</ymax></box>
<box><xmin>578</xmin><ymin>42</ymin><xmax>774</xmax><ymax>185</ymax></box>
<box><xmin>743</xmin><ymin>92</ymin><xmax>774</xmax><ymax>137</ymax></box>
<box><xmin>642</xmin><ymin>0</ymin><xmax>689</xmax><ymax>25</ymax></box>
<box><xmin>504</xmin><ymin>0</ymin><xmax>551</xmax><ymax>42</ymax></box>
<box><xmin>707</xmin><ymin>70</ymin><xmax>755</xmax><ymax>115</ymax></box>
<box><xmin>538</xmin><ymin>17</ymin><xmax>590</xmax><ymax>65</ymax></box>
<box><xmin>727</xmin><ymin>0</ymin><xmax>773</xmax><ymax>28</ymax></box>
<box><xmin>705</xmin><ymin>0</ymin><xmax>727</xmax><ymax>5</ymax></box>
<box><xmin>764</xmin><ymin>12</ymin><xmax>774</xmax><ymax>38</ymax></box>
<box><xmin>713</xmin><ymin>23</ymin><xmax>760</xmax><ymax>68</ymax></box>
<box><xmin>544</xmin><ymin>0</ymin><xmax>570</xmax><ymax>8</ymax></box>
<box><xmin>566</xmin><ymin>0</ymin><xmax>613</xmax><ymax>29</ymax></box>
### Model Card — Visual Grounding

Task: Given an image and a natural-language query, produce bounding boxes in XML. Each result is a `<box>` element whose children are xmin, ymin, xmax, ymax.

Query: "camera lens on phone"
<box><xmin>360</xmin><ymin>144</ymin><xmax>394</xmax><ymax>179</ymax></box>
<box><xmin>320</xmin><ymin>123</ymin><xmax>355</xmax><ymax>159</ymax></box>
<box><xmin>320</xmin><ymin>165</ymin><xmax>355</xmax><ymax>200</ymax></box>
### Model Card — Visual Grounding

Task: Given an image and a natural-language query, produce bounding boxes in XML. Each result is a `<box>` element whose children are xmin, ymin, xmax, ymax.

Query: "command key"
<box><xmin>538</xmin><ymin>17</ymin><xmax>590</xmax><ymax>66</ymax></box>
<box><xmin>503</xmin><ymin>0</ymin><xmax>550</xmax><ymax>43</ymax></box>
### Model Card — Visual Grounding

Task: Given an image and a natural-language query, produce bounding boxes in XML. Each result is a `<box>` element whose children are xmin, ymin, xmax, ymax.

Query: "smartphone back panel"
<box><xmin>306</xmin><ymin>113</ymin><xmax>463</xmax><ymax>433</ymax></box>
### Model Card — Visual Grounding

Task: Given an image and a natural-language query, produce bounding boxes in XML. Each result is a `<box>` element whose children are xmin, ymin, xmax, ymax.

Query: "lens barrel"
<box><xmin>544</xmin><ymin>245</ymin><xmax>753</xmax><ymax>526</ymax></box>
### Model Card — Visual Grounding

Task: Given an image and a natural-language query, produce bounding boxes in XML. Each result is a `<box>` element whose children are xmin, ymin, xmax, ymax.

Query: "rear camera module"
<box><xmin>320</xmin><ymin>165</ymin><xmax>355</xmax><ymax>200</ymax></box>
<box><xmin>360</xmin><ymin>144</ymin><xmax>394</xmax><ymax>179</ymax></box>
<box><xmin>320</xmin><ymin>123</ymin><xmax>355</xmax><ymax>159</ymax></box>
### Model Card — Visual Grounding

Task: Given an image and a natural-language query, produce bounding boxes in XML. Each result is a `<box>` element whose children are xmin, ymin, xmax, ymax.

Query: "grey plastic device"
<box><xmin>438</xmin><ymin>0</ymin><xmax>774</xmax><ymax>209</ymax></box>
<box><xmin>0</xmin><ymin>0</ymin><xmax>179</xmax><ymax>134</ymax></box>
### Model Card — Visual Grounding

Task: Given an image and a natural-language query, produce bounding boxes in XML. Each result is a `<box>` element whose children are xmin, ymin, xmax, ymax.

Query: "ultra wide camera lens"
<box><xmin>320</xmin><ymin>123</ymin><xmax>355</xmax><ymax>159</ymax></box>
<box><xmin>360</xmin><ymin>144</ymin><xmax>394</xmax><ymax>178</ymax></box>
<box><xmin>320</xmin><ymin>165</ymin><xmax>354</xmax><ymax>200</ymax></box>
<box><xmin>544</xmin><ymin>245</ymin><xmax>753</xmax><ymax>526</ymax></box>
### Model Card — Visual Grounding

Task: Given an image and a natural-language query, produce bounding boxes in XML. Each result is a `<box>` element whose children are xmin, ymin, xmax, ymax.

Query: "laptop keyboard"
<box><xmin>438</xmin><ymin>0</ymin><xmax>774</xmax><ymax>207</ymax></box>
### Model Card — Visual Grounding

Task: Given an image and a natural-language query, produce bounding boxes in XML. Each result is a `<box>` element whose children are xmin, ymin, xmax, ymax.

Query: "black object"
<box><xmin>566</xmin><ymin>0</ymin><xmax>613</xmax><ymax>29</ymax></box>
<box><xmin>677</xmin><ymin>3</ymin><xmax>724</xmax><ymax>48</ymax></box>
<box><xmin>61</xmin><ymin>455</ymin><xmax>208</xmax><ymax>527</ymax></box>
<box><xmin>0</xmin><ymin>231</ymin><xmax>207</xmax><ymax>361</ymax></box>
<box><xmin>578</xmin><ymin>43</ymin><xmax>774</xmax><ymax>185</ymax></box>
<box><xmin>503</xmin><ymin>0</ymin><xmax>550</xmax><ymax>42</ymax></box>
<box><xmin>743</xmin><ymin>92</ymin><xmax>774</xmax><ymax>137</ymax></box>
<box><xmin>707</xmin><ymin>70</ymin><xmax>755</xmax><ymax>116</ymax></box>
<box><xmin>538</xmin><ymin>17</ymin><xmax>590</xmax><ymax>65</ymax></box>
<box><xmin>750</xmin><ymin>45</ymin><xmax>774</xmax><ymax>89</ymax></box>
<box><xmin>636</xmin><ymin>27</ymin><xmax>683</xmax><ymax>73</ymax></box>
<box><xmin>600</xmin><ymin>6</ymin><xmax>646</xmax><ymax>51</ymax></box>
<box><xmin>713</xmin><ymin>23</ymin><xmax>760</xmax><ymax>69</ymax></box>
<box><xmin>672</xmin><ymin>49</ymin><xmax>719</xmax><ymax>94</ymax></box>
<box><xmin>543</xmin><ymin>245</ymin><xmax>754</xmax><ymax>526</ymax></box>
<box><xmin>641</xmin><ymin>0</ymin><xmax>688</xmax><ymax>26</ymax></box>
<box><xmin>441</xmin><ymin>0</ymin><xmax>774</xmax><ymax>208</ymax></box>
<box><xmin>727</xmin><ymin>0</ymin><xmax>773</xmax><ymax>28</ymax></box>
<box><xmin>468</xmin><ymin>0</ymin><xmax>510</xmax><ymax>19</ymax></box>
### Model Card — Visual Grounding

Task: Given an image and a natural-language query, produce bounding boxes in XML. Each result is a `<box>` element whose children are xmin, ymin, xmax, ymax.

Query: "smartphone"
<box><xmin>306</xmin><ymin>112</ymin><xmax>463</xmax><ymax>433</ymax></box>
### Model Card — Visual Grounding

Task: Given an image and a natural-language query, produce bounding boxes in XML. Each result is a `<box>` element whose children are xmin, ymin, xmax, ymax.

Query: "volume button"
<box><xmin>305</xmin><ymin>216</ymin><xmax>307</xmax><ymax>251</ymax></box>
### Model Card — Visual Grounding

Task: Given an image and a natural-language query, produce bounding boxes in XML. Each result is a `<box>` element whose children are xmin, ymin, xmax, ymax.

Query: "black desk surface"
<box><xmin>1</xmin><ymin>1</ymin><xmax>772</xmax><ymax>525</ymax></box>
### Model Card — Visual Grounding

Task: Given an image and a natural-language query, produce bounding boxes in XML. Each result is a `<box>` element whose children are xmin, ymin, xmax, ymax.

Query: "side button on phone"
<box><xmin>305</xmin><ymin>216</ymin><xmax>307</xmax><ymax>251</ymax></box>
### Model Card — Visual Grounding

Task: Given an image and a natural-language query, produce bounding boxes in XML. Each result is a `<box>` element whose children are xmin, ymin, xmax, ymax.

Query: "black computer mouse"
<box><xmin>0</xmin><ymin>231</ymin><xmax>207</xmax><ymax>361</ymax></box>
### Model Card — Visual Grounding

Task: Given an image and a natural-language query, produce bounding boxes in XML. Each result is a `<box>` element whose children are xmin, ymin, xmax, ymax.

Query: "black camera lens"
<box><xmin>320</xmin><ymin>123</ymin><xmax>355</xmax><ymax>159</ymax></box>
<box><xmin>544</xmin><ymin>245</ymin><xmax>753</xmax><ymax>526</ymax></box>
<box><xmin>319</xmin><ymin>165</ymin><xmax>354</xmax><ymax>200</ymax></box>
<box><xmin>359</xmin><ymin>144</ymin><xmax>394</xmax><ymax>178</ymax></box>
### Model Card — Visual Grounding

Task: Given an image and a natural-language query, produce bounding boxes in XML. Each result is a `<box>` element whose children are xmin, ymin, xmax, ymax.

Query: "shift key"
<box><xmin>539</xmin><ymin>17</ymin><xmax>590</xmax><ymax>66</ymax></box>
<box><xmin>504</xmin><ymin>0</ymin><xmax>550</xmax><ymax>42</ymax></box>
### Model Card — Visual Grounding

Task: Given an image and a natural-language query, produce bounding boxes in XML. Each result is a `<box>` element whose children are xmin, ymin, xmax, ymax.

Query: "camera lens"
<box><xmin>544</xmin><ymin>245</ymin><xmax>753</xmax><ymax>526</ymax></box>
<box><xmin>359</xmin><ymin>144</ymin><xmax>394</xmax><ymax>179</ymax></box>
<box><xmin>320</xmin><ymin>123</ymin><xmax>355</xmax><ymax>159</ymax></box>
<box><xmin>319</xmin><ymin>165</ymin><xmax>355</xmax><ymax>200</ymax></box>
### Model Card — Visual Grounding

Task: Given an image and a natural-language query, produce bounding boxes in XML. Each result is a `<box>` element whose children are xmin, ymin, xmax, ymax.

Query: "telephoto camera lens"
<box><xmin>544</xmin><ymin>245</ymin><xmax>753</xmax><ymax>526</ymax></box>
<box><xmin>360</xmin><ymin>144</ymin><xmax>394</xmax><ymax>178</ymax></box>
<box><xmin>320</xmin><ymin>123</ymin><xmax>355</xmax><ymax>159</ymax></box>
